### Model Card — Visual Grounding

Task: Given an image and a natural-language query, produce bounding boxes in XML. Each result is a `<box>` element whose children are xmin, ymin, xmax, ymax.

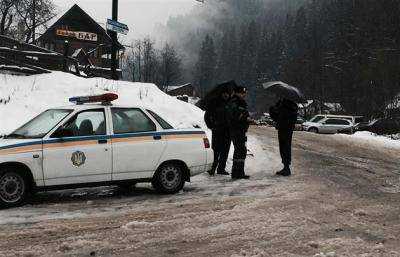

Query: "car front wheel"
<box><xmin>152</xmin><ymin>163</ymin><xmax>185</xmax><ymax>194</ymax></box>
<box><xmin>308</xmin><ymin>127</ymin><xmax>319</xmax><ymax>133</ymax></box>
<box><xmin>0</xmin><ymin>171</ymin><xmax>28</xmax><ymax>208</ymax></box>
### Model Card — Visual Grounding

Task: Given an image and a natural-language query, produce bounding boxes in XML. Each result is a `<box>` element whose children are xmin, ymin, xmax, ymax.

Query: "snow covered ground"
<box><xmin>335</xmin><ymin>131</ymin><xmax>400</xmax><ymax>150</ymax></box>
<box><xmin>0</xmin><ymin>72</ymin><xmax>206</xmax><ymax>135</ymax></box>
<box><xmin>0</xmin><ymin>134</ymin><xmax>275</xmax><ymax>226</ymax></box>
<box><xmin>1</xmin><ymin>127</ymin><xmax>400</xmax><ymax>257</ymax></box>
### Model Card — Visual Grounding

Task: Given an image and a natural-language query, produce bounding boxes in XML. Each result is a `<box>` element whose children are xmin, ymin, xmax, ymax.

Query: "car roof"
<box><xmin>324</xmin><ymin>116</ymin><xmax>350</xmax><ymax>121</ymax></box>
<box><xmin>322</xmin><ymin>117</ymin><xmax>352</xmax><ymax>122</ymax></box>
<box><xmin>320</xmin><ymin>114</ymin><xmax>353</xmax><ymax>118</ymax></box>
<box><xmin>55</xmin><ymin>104</ymin><xmax>146</xmax><ymax>111</ymax></box>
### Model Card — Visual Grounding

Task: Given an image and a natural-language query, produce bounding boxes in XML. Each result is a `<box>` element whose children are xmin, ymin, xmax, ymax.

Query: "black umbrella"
<box><xmin>263</xmin><ymin>81</ymin><xmax>306</xmax><ymax>103</ymax></box>
<box><xmin>197</xmin><ymin>80</ymin><xmax>237</xmax><ymax>111</ymax></box>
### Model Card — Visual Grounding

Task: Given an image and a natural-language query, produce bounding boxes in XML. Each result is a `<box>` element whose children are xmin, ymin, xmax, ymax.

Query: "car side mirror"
<box><xmin>52</xmin><ymin>127</ymin><xmax>74</xmax><ymax>138</ymax></box>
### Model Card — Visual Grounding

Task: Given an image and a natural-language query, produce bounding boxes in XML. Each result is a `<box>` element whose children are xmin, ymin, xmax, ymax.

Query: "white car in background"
<box><xmin>306</xmin><ymin>114</ymin><xmax>363</xmax><ymax>125</ymax></box>
<box><xmin>0</xmin><ymin>94</ymin><xmax>213</xmax><ymax>208</ymax></box>
<box><xmin>303</xmin><ymin>117</ymin><xmax>354</xmax><ymax>134</ymax></box>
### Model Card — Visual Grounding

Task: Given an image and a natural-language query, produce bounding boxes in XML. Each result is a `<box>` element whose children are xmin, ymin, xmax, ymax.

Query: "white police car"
<box><xmin>0</xmin><ymin>93</ymin><xmax>213</xmax><ymax>207</ymax></box>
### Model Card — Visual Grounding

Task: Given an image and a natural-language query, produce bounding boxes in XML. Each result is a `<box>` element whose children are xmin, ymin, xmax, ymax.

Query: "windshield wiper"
<box><xmin>5</xmin><ymin>133</ymin><xmax>27</xmax><ymax>139</ymax></box>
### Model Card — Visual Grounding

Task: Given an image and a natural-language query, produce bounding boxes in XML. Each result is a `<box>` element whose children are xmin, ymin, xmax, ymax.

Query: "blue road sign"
<box><xmin>107</xmin><ymin>19</ymin><xmax>129</xmax><ymax>35</ymax></box>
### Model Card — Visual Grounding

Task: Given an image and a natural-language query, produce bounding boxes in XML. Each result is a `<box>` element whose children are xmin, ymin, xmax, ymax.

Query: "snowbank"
<box><xmin>336</xmin><ymin>131</ymin><xmax>400</xmax><ymax>150</ymax></box>
<box><xmin>0</xmin><ymin>72</ymin><xmax>206</xmax><ymax>135</ymax></box>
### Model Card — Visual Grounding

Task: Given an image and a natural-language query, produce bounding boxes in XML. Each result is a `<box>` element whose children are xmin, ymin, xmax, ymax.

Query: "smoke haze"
<box><xmin>52</xmin><ymin>0</ymin><xmax>198</xmax><ymax>44</ymax></box>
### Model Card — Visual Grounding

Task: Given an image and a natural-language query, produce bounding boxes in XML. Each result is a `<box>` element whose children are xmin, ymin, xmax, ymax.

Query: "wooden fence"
<box><xmin>0</xmin><ymin>35</ymin><xmax>79</xmax><ymax>76</ymax></box>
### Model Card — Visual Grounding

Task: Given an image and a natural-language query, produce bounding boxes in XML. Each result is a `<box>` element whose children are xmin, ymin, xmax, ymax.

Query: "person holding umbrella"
<box><xmin>264</xmin><ymin>82</ymin><xmax>303</xmax><ymax>176</ymax></box>
<box><xmin>202</xmin><ymin>81</ymin><xmax>235</xmax><ymax>176</ymax></box>
<box><xmin>226</xmin><ymin>85</ymin><xmax>253</xmax><ymax>180</ymax></box>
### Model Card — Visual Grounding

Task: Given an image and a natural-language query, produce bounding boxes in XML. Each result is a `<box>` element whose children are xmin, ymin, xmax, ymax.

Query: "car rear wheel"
<box><xmin>308</xmin><ymin>127</ymin><xmax>319</xmax><ymax>133</ymax></box>
<box><xmin>0</xmin><ymin>171</ymin><xmax>28</xmax><ymax>208</ymax></box>
<box><xmin>152</xmin><ymin>163</ymin><xmax>185</xmax><ymax>194</ymax></box>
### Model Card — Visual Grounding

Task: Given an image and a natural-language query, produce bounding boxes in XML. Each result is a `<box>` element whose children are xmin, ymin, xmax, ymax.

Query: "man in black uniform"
<box><xmin>204</xmin><ymin>88</ymin><xmax>232</xmax><ymax>176</ymax></box>
<box><xmin>226</xmin><ymin>86</ymin><xmax>251</xmax><ymax>180</ymax></box>
<box><xmin>269</xmin><ymin>98</ymin><xmax>298</xmax><ymax>176</ymax></box>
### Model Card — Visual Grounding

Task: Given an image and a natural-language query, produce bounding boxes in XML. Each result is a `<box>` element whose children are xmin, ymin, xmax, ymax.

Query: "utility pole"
<box><xmin>110</xmin><ymin>0</ymin><xmax>118</xmax><ymax>80</ymax></box>
<box><xmin>63</xmin><ymin>40</ymin><xmax>69</xmax><ymax>71</ymax></box>
<box><xmin>32</xmin><ymin>0</ymin><xmax>36</xmax><ymax>43</ymax></box>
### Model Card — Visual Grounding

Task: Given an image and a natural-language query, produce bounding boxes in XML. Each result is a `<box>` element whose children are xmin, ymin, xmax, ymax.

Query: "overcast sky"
<box><xmin>52</xmin><ymin>0</ymin><xmax>199</xmax><ymax>44</ymax></box>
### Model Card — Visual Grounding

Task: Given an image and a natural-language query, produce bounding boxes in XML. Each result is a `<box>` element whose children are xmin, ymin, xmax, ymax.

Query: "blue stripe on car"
<box><xmin>0</xmin><ymin>130</ymin><xmax>205</xmax><ymax>150</ymax></box>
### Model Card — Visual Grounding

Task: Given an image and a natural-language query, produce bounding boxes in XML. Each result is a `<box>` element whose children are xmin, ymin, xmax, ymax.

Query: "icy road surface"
<box><xmin>0</xmin><ymin>127</ymin><xmax>400</xmax><ymax>257</ymax></box>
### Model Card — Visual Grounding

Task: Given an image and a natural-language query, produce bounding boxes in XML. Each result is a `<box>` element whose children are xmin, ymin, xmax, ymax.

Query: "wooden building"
<box><xmin>37</xmin><ymin>4</ymin><xmax>123</xmax><ymax>77</ymax></box>
<box><xmin>167</xmin><ymin>83</ymin><xmax>197</xmax><ymax>97</ymax></box>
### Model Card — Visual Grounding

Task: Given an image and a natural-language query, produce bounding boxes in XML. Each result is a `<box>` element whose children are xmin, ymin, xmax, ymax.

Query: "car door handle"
<box><xmin>153</xmin><ymin>135</ymin><xmax>162</xmax><ymax>140</ymax></box>
<box><xmin>98</xmin><ymin>139</ymin><xmax>108</xmax><ymax>144</ymax></box>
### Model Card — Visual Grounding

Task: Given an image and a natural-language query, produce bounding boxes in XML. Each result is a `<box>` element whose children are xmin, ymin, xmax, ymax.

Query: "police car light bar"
<box><xmin>69</xmin><ymin>93</ymin><xmax>118</xmax><ymax>105</ymax></box>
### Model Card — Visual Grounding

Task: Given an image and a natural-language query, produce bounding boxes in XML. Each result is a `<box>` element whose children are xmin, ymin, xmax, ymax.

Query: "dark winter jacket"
<box><xmin>226</xmin><ymin>95</ymin><xmax>250</xmax><ymax>134</ymax></box>
<box><xmin>204</xmin><ymin>98</ymin><xmax>230</xmax><ymax>130</ymax></box>
<box><xmin>269</xmin><ymin>99</ymin><xmax>298</xmax><ymax>130</ymax></box>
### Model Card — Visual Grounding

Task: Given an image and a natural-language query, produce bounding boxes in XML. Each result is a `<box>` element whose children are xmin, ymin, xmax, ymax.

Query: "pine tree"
<box><xmin>195</xmin><ymin>34</ymin><xmax>217</xmax><ymax>97</ymax></box>
<box><xmin>158</xmin><ymin>43</ymin><xmax>182</xmax><ymax>91</ymax></box>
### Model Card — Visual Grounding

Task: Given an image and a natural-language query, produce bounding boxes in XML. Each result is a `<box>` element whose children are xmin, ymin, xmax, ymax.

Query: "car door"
<box><xmin>43</xmin><ymin>108</ymin><xmax>112</xmax><ymax>186</ymax></box>
<box><xmin>324</xmin><ymin>119</ymin><xmax>350</xmax><ymax>133</ymax></box>
<box><xmin>321</xmin><ymin>118</ymin><xmax>338</xmax><ymax>133</ymax></box>
<box><xmin>110</xmin><ymin>108</ymin><xmax>167</xmax><ymax>180</ymax></box>
<box><xmin>336</xmin><ymin>119</ymin><xmax>352</xmax><ymax>133</ymax></box>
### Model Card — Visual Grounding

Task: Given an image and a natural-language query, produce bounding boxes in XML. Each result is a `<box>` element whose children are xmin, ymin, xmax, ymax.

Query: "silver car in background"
<box><xmin>303</xmin><ymin>117</ymin><xmax>354</xmax><ymax>134</ymax></box>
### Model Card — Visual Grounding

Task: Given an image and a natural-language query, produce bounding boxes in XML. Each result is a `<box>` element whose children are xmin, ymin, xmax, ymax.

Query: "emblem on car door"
<box><xmin>71</xmin><ymin>151</ymin><xmax>86</xmax><ymax>167</ymax></box>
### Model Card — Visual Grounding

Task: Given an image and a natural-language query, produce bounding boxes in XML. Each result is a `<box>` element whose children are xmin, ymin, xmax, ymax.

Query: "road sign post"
<box><xmin>110</xmin><ymin>0</ymin><xmax>118</xmax><ymax>80</ymax></box>
<box><xmin>108</xmin><ymin>0</ymin><xmax>130</xmax><ymax>80</ymax></box>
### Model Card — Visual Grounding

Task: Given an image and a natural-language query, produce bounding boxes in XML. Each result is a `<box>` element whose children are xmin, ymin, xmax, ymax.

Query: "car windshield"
<box><xmin>7</xmin><ymin>109</ymin><xmax>72</xmax><ymax>139</ymax></box>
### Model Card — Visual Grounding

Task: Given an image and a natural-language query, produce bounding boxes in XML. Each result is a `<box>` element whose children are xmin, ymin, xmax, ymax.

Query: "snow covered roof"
<box><xmin>298</xmin><ymin>100</ymin><xmax>342</xmax><ymax>110</ymax></box>
<box><xmin>325</xmin><ymin>102</ymin><xmax>342</xmax><ymax>110</ymax></box>
<box><xmin>0</xmin><ymin>47</ymin><xmax>60</xmax><ymax>56</ymax></box>
<box><xmin>38</xmin><ymin>4</ymin><xmax>124</xmax><ymax>50</ymax></box>
<box><xmin>167</xmin><ymin>83</ymin><xmax>192</xmax><ymax>92</ymax></box>
<box><xmin>298</xmin><ymin>100</ymin><xmax>313</xmax><ymax>108</ymax></box>
<box><xmin>0</xmin><ymin>65</ymin><xmax>35</xmax><ymax>72</ymax></box>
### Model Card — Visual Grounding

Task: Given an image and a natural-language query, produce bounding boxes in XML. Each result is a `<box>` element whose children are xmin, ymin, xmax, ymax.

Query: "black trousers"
<box><xmin>211</xmin><ymin>128</ymin><xmax>231</xmax><ymax>173</ymax></box>
<box><xmin>231</xmin><ymin>131</ymin><xmax>247</xmax><ymax>177</ymax></box>
<box><xmin>278</xmin><ymin>127</ymin><xmax>294</xmax><ymax>166</ymax></box>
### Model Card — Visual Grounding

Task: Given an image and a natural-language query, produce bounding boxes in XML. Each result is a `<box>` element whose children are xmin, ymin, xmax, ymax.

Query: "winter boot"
<box><xmin>207</xmin><ymin>168</ymin><xmax>216</xmax><ymax>176</ymax></box>
<box><xmin>217</xmin><ymin>170</ymin><xmax>230</xmax><ymax>176</ymax></box>
<box><xmin>276</xmin><ymin>165</ymin><xmax>291</xmax><ymax>176</ymax></box>
<box><xmin>232</xmin><ymin>174</ymin><xmax>250</xmax><ymax>180</ymax></box>
<box><xmin>231</xmin><ymin>161</ymin><xmax>249</xmax><ymax>179</ymax></box>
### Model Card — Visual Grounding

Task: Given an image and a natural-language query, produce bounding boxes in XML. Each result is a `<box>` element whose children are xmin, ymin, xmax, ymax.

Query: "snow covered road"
<box><xmin>0</xmin><ymin>127</ymin><xmax>400</xmax><ymax>257</ymax></box>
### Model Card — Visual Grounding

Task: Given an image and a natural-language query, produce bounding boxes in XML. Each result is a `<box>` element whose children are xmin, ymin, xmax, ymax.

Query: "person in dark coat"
<box><xmin>269</xmin><ymin>98</ymin><xmax>298</xmax><ymax>176</ymax></box>
<box><xmin>226</xmin><ymin>86</ymin><xmax>252</xmax><ymax>179</ymax></box>
<box><xmin>204</xmin><ymin>88</ymin><xmax>232</xmax><ymax>176</ymax></box>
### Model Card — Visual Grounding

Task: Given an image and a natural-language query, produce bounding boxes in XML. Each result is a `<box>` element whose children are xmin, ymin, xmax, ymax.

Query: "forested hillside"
<box><xmin>159</xmin><ymin>0</ymin><xmax>400</xmax><ymax>117</ymax></box>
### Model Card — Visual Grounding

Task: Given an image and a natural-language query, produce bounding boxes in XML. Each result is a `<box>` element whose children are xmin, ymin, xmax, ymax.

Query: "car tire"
<box><xmin>308</xmin><ymin>127</ymin><xmax>319</xmax><ymax>133</ymax></box>
<box><xmin>152</xmin><ymin>163</ymin><xmax>185</xmax><ymax>194</ymax></box>
<box><xmin>0</xmin><ymin>170</ymin><xmax>28</xmax><ymax>208</ymax></box>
